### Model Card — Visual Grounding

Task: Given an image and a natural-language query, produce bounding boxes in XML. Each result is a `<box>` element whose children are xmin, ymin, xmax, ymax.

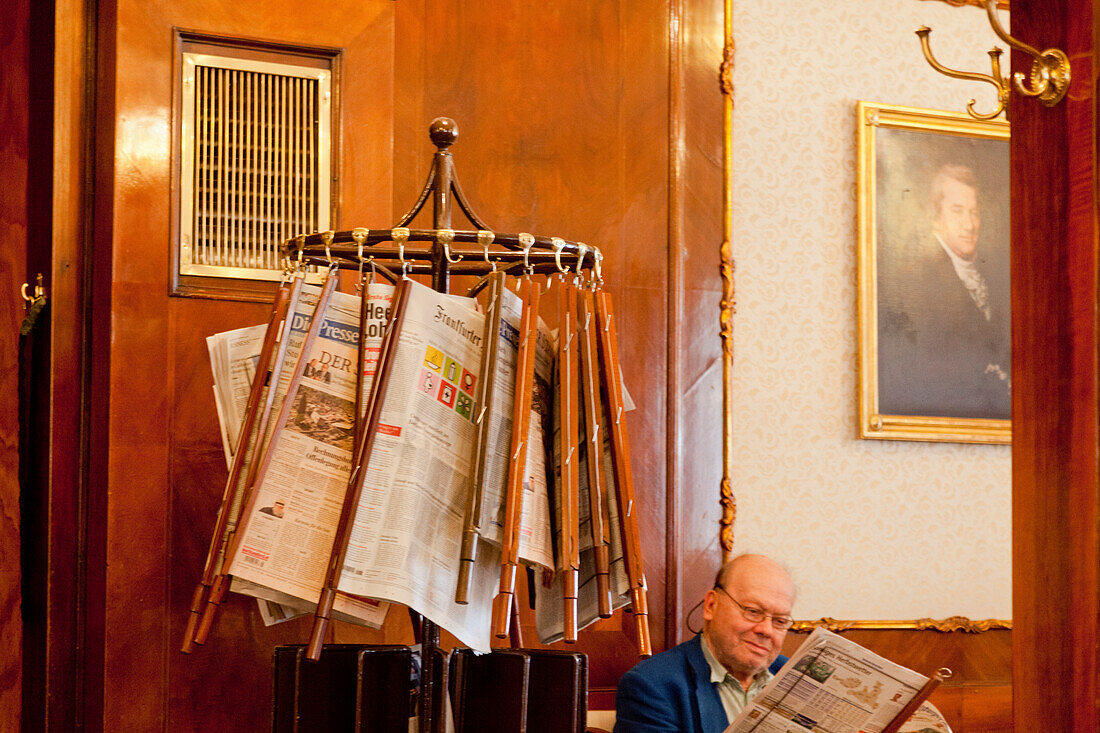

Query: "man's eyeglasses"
<box><xmin>713</xmin><ymin>585</ymin><xmax>794</xmax><ymax>631</ymax></box>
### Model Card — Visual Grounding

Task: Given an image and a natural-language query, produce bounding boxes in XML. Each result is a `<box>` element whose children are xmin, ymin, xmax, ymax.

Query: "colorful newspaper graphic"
<box><xmin>333</xmin><ymin>278</ymin><xmax>499</xmax><ymax>651</ymax></box>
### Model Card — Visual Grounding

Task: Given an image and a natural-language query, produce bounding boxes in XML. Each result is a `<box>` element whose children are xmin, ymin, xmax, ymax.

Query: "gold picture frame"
<box><xmin>857</xmin><ymin>102</ymin><xmax>1010</xmax><ymax>444</ymax></box>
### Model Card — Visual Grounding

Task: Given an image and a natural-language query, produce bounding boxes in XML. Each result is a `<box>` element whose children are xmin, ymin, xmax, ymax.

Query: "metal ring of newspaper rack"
<box><xmin>281</xmin><ymin>228</ymin><xmax>600</xmax><ymax>278</ymax></box>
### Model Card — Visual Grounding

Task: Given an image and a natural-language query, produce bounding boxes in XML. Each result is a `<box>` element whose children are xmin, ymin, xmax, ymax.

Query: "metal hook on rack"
<box><xmin>438</xmin><ymin>229</ymin><xmax>461</xmax><ymax>263</ymax></box>
<box><xmin>551</xmin><ymin>237</ymin><xmax>568</xmax><ymax>277</ymax></box>
<box><xmin>321</xmin><ymin>230</ymin><xmax>336</xmax><ymax>267</ymax></box>
<box><xmin>478</xmin><ymin>230</ymin><xmax>497</xmax><ymax>271</ymax></box>
<box><xmin>280</xmin><ymin>256</ymin><xmax>295</xmax><ymax>282</ymax></box>
<box><xmin>392</xmin><ymin>227</ymin><xmax>411</xmax><ymax>277</ymax></box>
<box><xmin>352</xmin><ymin>228</ymin><xmax>369</xmax><ymax>258</ymax></box>
<box><xmin>575</xmin><ymin>243</ymin><xmax>588</xmax><ymax>277</ymax></box>
<box><xmin>519</xmin><ymin>232</ymin><xmax>535</xmax><ymax>276</ymax></box>
<box><xmin>353</xmin><ymin>228</ymin><xmax>369</xmax><ymax>285</ymax></box>
<box><xmin>591</xmin><ymin>247</ymin><xmax>604</xmax><ymax>288</ymax></box>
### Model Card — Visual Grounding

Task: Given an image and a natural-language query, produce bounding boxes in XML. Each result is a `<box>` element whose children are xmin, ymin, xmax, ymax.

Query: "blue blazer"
<box><xmin>613</xmin><ymin>635</ymin><xmax>788</xmax><ymax>733</ymax></box>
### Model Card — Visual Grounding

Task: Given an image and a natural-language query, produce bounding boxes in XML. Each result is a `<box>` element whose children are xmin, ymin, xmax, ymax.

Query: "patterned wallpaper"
<box><xmin>729</xmin><ymin>0</ymin><xmax>1010</xmax><ymax>620</ymax></box>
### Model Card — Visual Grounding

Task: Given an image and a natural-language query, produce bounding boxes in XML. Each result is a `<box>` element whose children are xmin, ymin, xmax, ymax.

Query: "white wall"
<box><xmin>730</xmin><ymin>0</ymin><xmax>1010</xmax><ymax>620</ymax></box>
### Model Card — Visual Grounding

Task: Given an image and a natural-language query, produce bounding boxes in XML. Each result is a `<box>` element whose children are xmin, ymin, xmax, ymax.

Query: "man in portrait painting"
<box><xmin>877</xmin><ymin>162</ymin><xmax>1010</xmax><ymax>420</ymax></box>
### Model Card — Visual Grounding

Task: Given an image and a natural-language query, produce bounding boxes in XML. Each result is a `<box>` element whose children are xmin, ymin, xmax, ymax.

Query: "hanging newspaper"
<box><xmin>203</xmin><ymin>284</ymin><xmax>327</xmax><ymax>585</ymax></box>
<box><xmin>208</xmin><ymin>323</ymin><xmax>267</xmax><ymax>466</ymax></box>
<box><xmin>223</xmin><ymin>283</ymin><xmax>393</xmax><ymax>629</ymax></box>
<box><xmin>476</xmin><ymin>281</ymin><xmax>556</xmax><ymax>570</ymax></box>
<box><xmin>725</xmin><ymin>627</ymin><xmax>951</xmax><ymax>733</ymax></box>
<box><xmin>534</xmin><ymin>365</ymin><xmax>631</xmax><ymax>643</ymax></box>
<box><xmin>329</xmin><ymin>278</ymin><xmax>502</xmax><ymax>651</ymax></box>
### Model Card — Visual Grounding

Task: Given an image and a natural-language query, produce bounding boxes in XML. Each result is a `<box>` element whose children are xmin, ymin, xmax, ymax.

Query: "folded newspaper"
<box><xmin>725</xmin><ymin>627</ymin><xmax>952</xmax><ymax>733</ymax></box>
<box><xmin>210</xmin><ymin>283</ymin><xmax>393</xmax><ymax>629</ymax></box>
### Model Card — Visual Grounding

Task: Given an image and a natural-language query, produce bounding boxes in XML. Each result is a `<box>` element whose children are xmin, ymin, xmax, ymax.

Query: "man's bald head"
<box><xmin>703</xmin><ymin>554</ymin><xmax>796</xmax><ymax>687</ymax></box>
<box><xmin>713</xmin><ymin>554</ymin><xmax>796</xmax><ymax>603</ymax></box>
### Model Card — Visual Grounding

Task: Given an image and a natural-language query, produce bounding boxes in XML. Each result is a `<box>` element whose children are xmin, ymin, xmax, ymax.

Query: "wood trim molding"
<box><xmin>919</xmin><ymin>0</ymin><xmax>1009</xmax><ymax>9</ymax></box>
<box><xmin>791</xmin><ymin>617</ymin><xmax>1012</xmax><ymax>633</ymax></box>
<box><xmin>718</xmin><ymin>0</ymin><xmax>735</xmax><ymax>562</ymax></box>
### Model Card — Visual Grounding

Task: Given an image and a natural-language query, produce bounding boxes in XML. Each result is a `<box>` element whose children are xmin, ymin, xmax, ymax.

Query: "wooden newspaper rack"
<box><xmin>183</xmin><ymin>118</ymin><xmax>651</xmax><ymax>733</ymax></box>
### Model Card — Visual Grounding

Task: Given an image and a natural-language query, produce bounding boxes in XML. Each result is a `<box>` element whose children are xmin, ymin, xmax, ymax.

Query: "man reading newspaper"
<box><xmin>614</xmin><ymin>554</ymin><xmax>794</xmax><ymax>733</ymax></box>
<box><xmin>614</xmin><ymin>555</ymin><xmax>952</xmax><ymax>733</ymax></box>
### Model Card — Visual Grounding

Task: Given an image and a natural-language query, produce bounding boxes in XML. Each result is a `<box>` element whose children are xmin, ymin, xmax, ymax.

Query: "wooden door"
<box><xmin>1011</xmin><ymin>0</ymin><xmax>1100</xmax><ymax>729</ymax></box>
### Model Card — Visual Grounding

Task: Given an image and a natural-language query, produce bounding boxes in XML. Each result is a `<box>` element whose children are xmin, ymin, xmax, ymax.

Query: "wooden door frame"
<box><xmin>1010</xmin><ymin>0</ymin><xmax>1100</xmax><ymax>728</ymax></box>
<box><xmin>16</xmin><ymin>0</ymin><xmax>113</xmax><ymax>729</ymax></box>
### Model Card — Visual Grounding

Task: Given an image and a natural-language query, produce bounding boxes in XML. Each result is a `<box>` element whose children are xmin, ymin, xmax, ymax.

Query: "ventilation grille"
<box><xmin>180</xmin><ymin>53</ymin><xmax>331</xmax><ymax>281</ymax></box>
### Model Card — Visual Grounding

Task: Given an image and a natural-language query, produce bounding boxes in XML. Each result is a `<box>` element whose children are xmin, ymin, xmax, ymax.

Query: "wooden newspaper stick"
<box><xmin>353</xmin><ymin>276</ymin><xmax>371</xmax><ymax>457</ymax></box>
<box><xmin>306</xmin><ymin>278</ymin><xmax>412</xmax><ymax>661</ymax></box>
<box><xmin>880</xmin><ymin>668</ymin><xmax>951</xmax><ymax>733</ymax></box>
<box><xmin>492</xmin><ymin>277</ymin><xmax>541</xmax><ymax>639</ymax></box>
<box><xmin>594</xmin><ymin>290</ymin><xmax>651</xmax><ymax>658</ymax></box>
<box><xmin>181</xmin><ymin>280</ymin><xmax>294</xmax><ymax>653</ymax></box>
<box><xmin>196</xmin><ymin>272</ymin><xmax>339</xmax><ymax>645</ymax></box>
<box><xmin>509</xmin><ymin>593</ymin><xmax>524</xmax><ymax>649</ymax></box>
<box><xmin>192</xmin><ymin>276</ymin><xmax>307</xmax><ymax>646</ymax></box>
<box><xmin>578</xmin><ymin>290</ymin><xmax>613</xmax><ymax>618</ymax></box>
<box><xmin>457</xmin><ymin>270</ymin><xmax>506</xmax><ymax>604</ymax></box>
<box><xmin>558</xmin><ymin>281</ymin><xmax>580</xmax><ymax>642</ymax></box>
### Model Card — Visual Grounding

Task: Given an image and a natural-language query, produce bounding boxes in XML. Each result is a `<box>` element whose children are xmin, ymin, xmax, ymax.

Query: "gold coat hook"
<box><xmin>981</xmin><ymin>0</ymin><xmax>1070</xmax><ymax>106</ymax></box>
<box><xmin>916</xmin><ymin>0</ymin><xmax>1069</xmax><ymax>120</ymax></box>
<box><xmin>916</xmin><ymin>26</ymin><xmax>1007</xmax><ymax>120</ymax></box>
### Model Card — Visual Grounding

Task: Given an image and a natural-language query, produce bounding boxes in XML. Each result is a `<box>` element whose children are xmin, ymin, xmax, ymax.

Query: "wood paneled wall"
<box><xmin>102</xmin><ymin>0</ymin><xmax>680</xmax><ymax>728</ymax></box>
<box><xmin>1</xmin><ymin>0</ymin><xmax>30</xmax><ymax>727</ymax></box>
<box><xmin>14</xmin><ymin>0</ymin><xmax>1015</xmax><ymax>730</ymax></box>
<box><xmin>103</xmin><ymin>1</ymin><xmax>394</xmax><ymax>729</ymax></box>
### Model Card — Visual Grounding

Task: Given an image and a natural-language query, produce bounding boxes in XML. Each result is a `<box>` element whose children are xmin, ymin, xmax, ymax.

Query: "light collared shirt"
<box><xmin>700</xmin><ymin>633</ymin><xmax>774</xmax><ymax>725</ymax></box>
<box><xmin>934</xmin><ymin>233</ymin><xmax>991</xmax><ymax>321</ymax></box>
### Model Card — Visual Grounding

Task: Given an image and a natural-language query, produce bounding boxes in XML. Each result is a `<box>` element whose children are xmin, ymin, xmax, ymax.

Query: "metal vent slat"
<box><xmin>180</xmin><ymin>52</ymin><xmax>330</xmax><ymax>282</ymax></box>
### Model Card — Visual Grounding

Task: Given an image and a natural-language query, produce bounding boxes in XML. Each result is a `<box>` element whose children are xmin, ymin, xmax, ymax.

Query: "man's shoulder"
<box><xmin>620</xmin><ymin>637</ymin><xmax>703</xmax><ymax>685</ymax></box>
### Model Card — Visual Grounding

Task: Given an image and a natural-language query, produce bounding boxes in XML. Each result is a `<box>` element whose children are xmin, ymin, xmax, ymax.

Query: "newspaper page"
<box><xmin>209</xmin><ymin>322</ymin><xmax>305</xmax><ymax>625</ymax></box>
<box><xmin>229</xmin><ymin>575</ymin><xmax>388</xmax><ymax>627</ymax></box>
<box><xmin>224</xmin><ymin>284</ymin><xmax>391</xmax><ymax>629</ymax></box>
<box><xmin>475</xmin><ymin>282</ymin><xmax>556</xmax><ymax>571</ymax></box>
<box><xmin>207</xmin><ymin>323</ymin><xmax>266</xmax><ymax>465</ymax></box>
<box><xmin>207</xmin><ymin>285</ymin><xmax>326</xmax><ymax>548</ymax></box>
<box><xmin>359</xmin><ymin>282</ymin><xmax>395</xmax><ymax>418</ymax></box>
<box><xmin>725</xmin><ymin>627</ymin><xmax>931</xmax><ymax>733</ymax></box>
<box><xmin>333</xmin><ymin>278</ymin><xmax>500</xmax><ymax>652</ymax></box>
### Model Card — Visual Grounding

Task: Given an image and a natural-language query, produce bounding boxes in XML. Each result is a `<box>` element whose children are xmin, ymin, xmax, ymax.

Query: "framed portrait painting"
<box><xmin>857</xmin><ymin>102</ymin><xmax>1010</xmax><ymax>444</ymax></box>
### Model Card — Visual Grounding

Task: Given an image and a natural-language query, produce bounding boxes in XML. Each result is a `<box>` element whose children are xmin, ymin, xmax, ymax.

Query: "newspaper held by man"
<box><xmin>896</xmin><ymin>702</ymin><xmax>952</xmax><ymax>733</ymax></box>
<box><xmin>477</xmin><ymin>282</ymin><xmax>556</xmax><ymax>571</ymax></box>
<box><xmin>725</xmin><ymin>627</ymin><xmax>951</xmax><ymax>733</ymax></box>
<box><xmin>224</xmin><ymin>283</ymin><xmax>391</xmax><ymax>629</ymax></box>
<box><xmin>333</xmin><ymin>277</ymin><xmax>500</xmax><ymax>652</ymax></box>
